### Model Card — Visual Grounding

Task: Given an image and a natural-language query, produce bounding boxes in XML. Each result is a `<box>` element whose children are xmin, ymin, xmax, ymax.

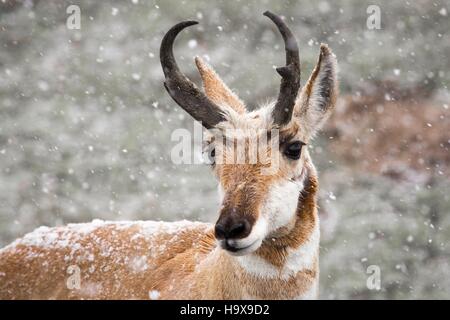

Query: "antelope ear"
<box><xmin>195</xmin><ymin>56</ymin><xmax>246</xmax><ymax>114</ymax></box>
<box><xmin>294</xmin><ymin>44</ymin><xmax>338</xmax><ymax>139</ymax></box>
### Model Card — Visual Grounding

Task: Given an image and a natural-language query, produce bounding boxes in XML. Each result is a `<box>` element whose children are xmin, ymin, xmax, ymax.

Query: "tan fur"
<box><xmin>195</xmin><ymin>56</ymin><xmax>246</xmax><ymax>114</ymax></box>
<box><xmin>0</xmin><ymin>223</ymin><xmax>213</xmax><ymax>299</ymax></box>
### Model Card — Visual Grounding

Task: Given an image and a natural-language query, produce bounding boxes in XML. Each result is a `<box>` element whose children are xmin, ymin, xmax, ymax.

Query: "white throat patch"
<box><xmin>235</xmin><ymin>222</ymin><xmax>319</xmax><ymax>279</ymax></box>
<box><xmin>263</xmin><ymin>174</ymin><xmax>306</xmax><ymax>233</ymax></box>
<box><xmin>235</xmin><ymin>170</ymin><xmax>319</xmax><ymax>280</ymax></box>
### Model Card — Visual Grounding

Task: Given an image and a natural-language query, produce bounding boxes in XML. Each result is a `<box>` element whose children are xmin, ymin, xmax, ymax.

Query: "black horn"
<box><xmin>263</xmin><ymin>11</ymin><xmax>301</xmax><ymax>126</ymax></box>
<box><xmin>160</xmin><ymin>21</ymin><xmax>226</xmax><ymax>129</ymax></box>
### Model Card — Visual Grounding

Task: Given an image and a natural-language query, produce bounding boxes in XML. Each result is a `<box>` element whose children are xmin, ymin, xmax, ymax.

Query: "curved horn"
<box><xmin>160</xmin><ymin>21</ymin><xmax>226</xmax><ymax>129</ymax></box>
<box><xmin>263</xmin><ymin>11</ymin><xmax>301</xmax><ymax>126</ymax></box>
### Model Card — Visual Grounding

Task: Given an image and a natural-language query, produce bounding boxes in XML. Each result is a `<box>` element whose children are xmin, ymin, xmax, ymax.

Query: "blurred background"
<box><xmin>0</xmin><ymin>0</ymin><xmax>449</xmax><ymax>299</ymax></box>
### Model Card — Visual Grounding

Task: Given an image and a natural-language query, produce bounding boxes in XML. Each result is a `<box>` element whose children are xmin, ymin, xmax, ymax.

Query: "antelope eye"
<box><xmin>207</xmin><ymin>148</ymin><xmax>216</xmax><ymax>165</ymax></box>
<box><xmin>284</xmin><ymin>141</ymin><xmax>304</xmax><ymax>160</ymax></box>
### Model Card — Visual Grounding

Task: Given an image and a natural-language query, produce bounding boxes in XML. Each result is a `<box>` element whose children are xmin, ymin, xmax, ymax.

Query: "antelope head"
<box><xmin>160</xmin><ymin>12</ymin><xmax>338</xmax><ymax>256</ymax></box>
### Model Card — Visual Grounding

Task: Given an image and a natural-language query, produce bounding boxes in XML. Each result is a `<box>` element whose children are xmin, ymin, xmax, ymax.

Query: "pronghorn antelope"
<box><xmin>0</xmin><ymin>11</ymin><xmax>338</xmax><ymax>300</ymax></box>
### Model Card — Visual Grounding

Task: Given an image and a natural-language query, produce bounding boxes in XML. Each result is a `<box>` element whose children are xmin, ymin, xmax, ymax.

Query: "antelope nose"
<box><xmin>215</xmin><ymin>217</ymin><xmax>251</xmax><ymax>240</ymax></box>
